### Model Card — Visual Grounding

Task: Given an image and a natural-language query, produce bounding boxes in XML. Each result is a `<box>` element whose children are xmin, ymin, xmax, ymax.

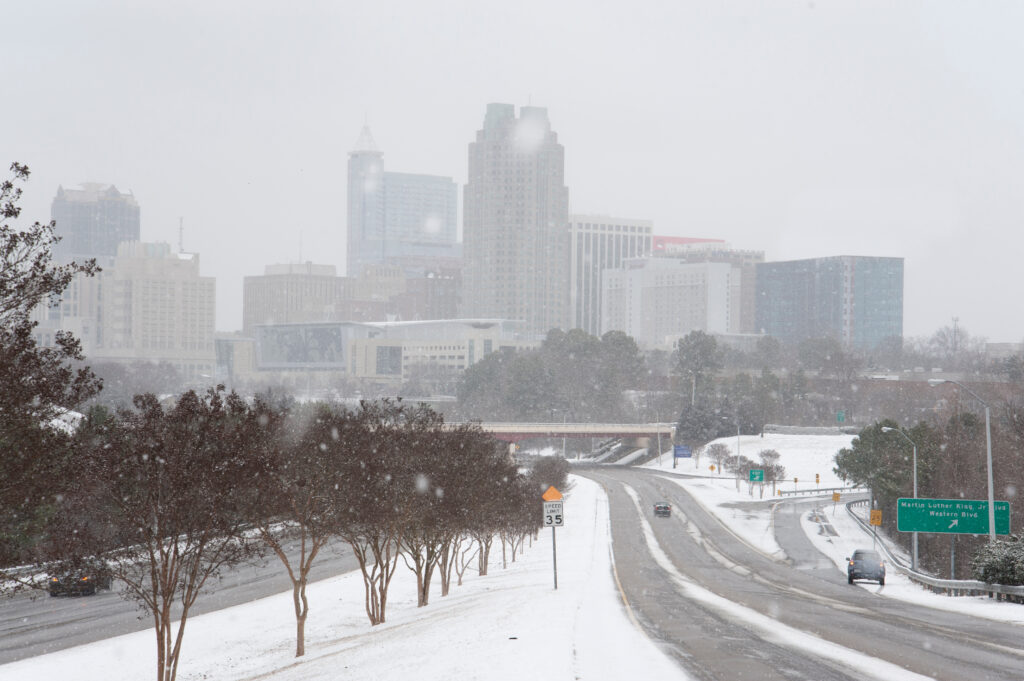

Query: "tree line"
<box><xmin>31</xmin><ymin>394</ymin><xmax>555</xmax><ymax>680</ymax></box>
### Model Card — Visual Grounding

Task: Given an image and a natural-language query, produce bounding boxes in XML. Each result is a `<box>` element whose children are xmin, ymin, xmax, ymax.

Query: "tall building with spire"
<box><xmin>345</xmin><ymin>126</ymin><xmax>458</xmax><ymax>278</ymax></box>
<box><xmin>462</xmin><ymin>103</ymin><xmax>569</xmax><ymax>338</ymax></box>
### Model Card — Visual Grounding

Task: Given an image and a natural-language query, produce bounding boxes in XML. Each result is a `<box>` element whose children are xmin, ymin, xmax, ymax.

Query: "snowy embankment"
<box><xmin>1</xmin><ymin>477</ymin><xmax>689</xmax><ymax>681</ymax></box>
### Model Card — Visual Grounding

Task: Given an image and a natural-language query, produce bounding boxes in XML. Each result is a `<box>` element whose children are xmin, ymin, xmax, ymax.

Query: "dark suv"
<box><xmin>847</xmin><ymin>549</ymin><xmax>885</xmax><ymax>585</ymax></box>
<box><xmin>654</xmin><ymin>502</ymin><xmax>672</xmax><ymax>517</ymax></box>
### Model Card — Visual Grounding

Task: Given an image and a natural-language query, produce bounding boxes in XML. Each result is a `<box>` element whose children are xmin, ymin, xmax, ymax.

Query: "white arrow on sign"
<box><xmin>949</xmin><ymin>519</ymin><xmax>959</xmax><ymax>529</ymax></box>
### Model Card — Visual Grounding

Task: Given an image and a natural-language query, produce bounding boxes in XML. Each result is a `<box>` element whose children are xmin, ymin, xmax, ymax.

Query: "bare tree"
<box><xmin>706</xmin><ymin>443</ymin><xmax>730</xmax><ymax>474</ymax></box>
<box><xmin>759</xmin><ymin>449</ymin><xmax>786</xmax><ymax>495</ymax></box>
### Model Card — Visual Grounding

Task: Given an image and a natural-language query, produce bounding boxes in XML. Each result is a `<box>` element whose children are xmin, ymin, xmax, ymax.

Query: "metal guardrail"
<box><xmin>778</xmin><ymin>486</ymin><xmax>866</xmax><ymax>498</ymax></box>
<box><xmin>845</xmin><ymin>499</ymin><xmax>1024</xmax><ymax>601</ymax></box>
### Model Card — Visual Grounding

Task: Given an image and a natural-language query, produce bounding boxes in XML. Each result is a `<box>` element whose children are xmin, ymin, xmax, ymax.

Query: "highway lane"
<box><xmin>578</xmin><ymin>466</ymin><xmax>1024</xmax><ymax>681</ymax></box>
<box><xmin>0</xmin><ymin>539</ymin><xmax>358</xmax><ymax>665</ymax></box>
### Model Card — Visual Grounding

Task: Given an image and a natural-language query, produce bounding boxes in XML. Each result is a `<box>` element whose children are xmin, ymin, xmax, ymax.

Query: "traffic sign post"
<box><xmin>542</xmin><ymin>487</ymin><xmax>563</xmax><ymax>589</ymax></box>
<box><xmin>870</xmin><ymin>508</ymin><xmax>882</xmax><ymax>549</ymax></box>
<box><xmin>672</xmin><ymin>444</ymin><xmax>691</xmax><ymax>469</ymax></box>
<box><xmin>897</xmin><ymin>498</ymin><xmax>1011</xmax><ymax>535</ymax></box>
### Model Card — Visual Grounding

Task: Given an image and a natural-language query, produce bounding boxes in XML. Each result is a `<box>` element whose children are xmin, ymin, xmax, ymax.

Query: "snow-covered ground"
<box><xmin>6</xmin><ymin>432</ymin><xmax>1023</xmax><ymax>680</ymax></box>
<box><xmin>1</xmin><ymin>476</ymin><xmax>689</xmax><ymax>681</ymax></box>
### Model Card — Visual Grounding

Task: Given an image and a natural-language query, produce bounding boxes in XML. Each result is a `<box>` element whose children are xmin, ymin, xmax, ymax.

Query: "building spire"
<box><xmin>351</xmin><ymin>125</ymin><xmax>380</xmax><ymax>154</ymax></box>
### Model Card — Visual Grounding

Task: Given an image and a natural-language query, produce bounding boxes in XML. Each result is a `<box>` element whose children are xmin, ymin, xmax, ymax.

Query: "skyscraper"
<box><xmin>346</xmin><ymin>127</ymin><xmax>386</xmax><ymax>277</ymax></box>
<box><xmin>755</xmin><ymin>255</ymin><xmax>904</xmax><ymax>349</ymax></box>
<box><xmin>51</xmin><ymin>183</ymin><xmax>140</xmax><ymax>261</ymax></box>
<box><xmin>462</xmin><ymin>103</ymin><xmax>569</xmax><ymax>338</ymax></box>
<box><xmin>345</xmin><ymin>126</ymin><xmax>458</xmax><ymax>277</ymax></box>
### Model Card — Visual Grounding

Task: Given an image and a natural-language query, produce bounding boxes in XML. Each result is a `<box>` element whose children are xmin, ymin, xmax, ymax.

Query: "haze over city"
<box><xmin>5</xmin><ymin>1</ymin><xmax>1024</xmax><ymax>339</ymax></box>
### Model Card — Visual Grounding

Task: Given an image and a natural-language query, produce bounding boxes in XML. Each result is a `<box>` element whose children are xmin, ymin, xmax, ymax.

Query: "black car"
<box><xmin>654</xmin><ymin>502</ymin><xmax>672</xmax><ymax>517</ymax></box>
<box><xmin>48</xmin><ymin>573</ymin><xmax>111</xmax><ymax>596</ymax></box>
<box><xmin>847</xmin><ymin>549</ymin><xmax>885</xmax><ymax>585</ymax></box>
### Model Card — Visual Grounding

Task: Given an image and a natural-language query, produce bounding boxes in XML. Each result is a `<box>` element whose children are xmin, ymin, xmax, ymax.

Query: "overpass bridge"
<box><xmin>450</xmin><ymin>422</ymin><xmax>675</xmax><ymax>443</ymax></box>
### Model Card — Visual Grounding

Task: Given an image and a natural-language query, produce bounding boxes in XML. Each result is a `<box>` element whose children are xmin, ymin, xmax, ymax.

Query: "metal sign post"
<box><xmin>542</xmin><ymin>487</ymin><xmax>564</xmax><ymax>590</ymax></box>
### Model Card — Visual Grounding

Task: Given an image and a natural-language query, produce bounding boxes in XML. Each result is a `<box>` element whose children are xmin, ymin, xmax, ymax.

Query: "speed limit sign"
<box><xmin>543</xmin><ymin>501</ymin><xmax>564</xmax><ymax>527</ymax></box>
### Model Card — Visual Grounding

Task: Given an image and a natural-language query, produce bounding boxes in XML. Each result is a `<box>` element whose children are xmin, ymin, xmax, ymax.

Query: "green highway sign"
<box><xmin>749</xmin><ymin>469</ymin><xmax>764</xmax><ymax>482</ymax></box>
<box><xmin>897</xmin><ymin>498</ymin><xmax>1011</xmax><ymax>535</ymax></box>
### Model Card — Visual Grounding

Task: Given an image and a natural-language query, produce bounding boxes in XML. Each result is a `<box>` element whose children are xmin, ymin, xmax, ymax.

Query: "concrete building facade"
<box><xmin>462</xmin><ymin>103</ymin><xmax>570</xmax><ymax>338</ymax></box>
<box><xmin>232</xmin><ymin>318</ymin><xmax>533</xmax><ymax>391</ymax></box>
<box><xmin>652</xmin><ymin>236</ymin><xmax>765</xmax><ymax>334</ymax></box>
<box><xmin>35</xmin><ymin>242</ymin><xmax>216</xmax><ymax>382</ymax></box>
<box><xmin>602</xmin><ymin>257</ymin><xmax>737</xmax><ymax>350</ymax></box>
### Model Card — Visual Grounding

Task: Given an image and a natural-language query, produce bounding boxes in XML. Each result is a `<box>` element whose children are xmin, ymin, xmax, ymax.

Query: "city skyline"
<box><xmin>6</xmin><ymin>2</ymin><xmax>1024</xmax><ymax>340</ymax></box>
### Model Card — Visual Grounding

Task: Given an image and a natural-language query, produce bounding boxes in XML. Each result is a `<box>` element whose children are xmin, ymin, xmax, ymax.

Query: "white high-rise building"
<box><xmin>569</xmin><ymin>215</ymin><xmax>653</xmax><ymax>336</ymax></box>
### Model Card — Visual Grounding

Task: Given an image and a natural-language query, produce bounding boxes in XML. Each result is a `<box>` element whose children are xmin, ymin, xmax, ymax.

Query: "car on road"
<box><xmin>653</xmin><ymin>502</ymin><xmax>672</xmax><ymax>517</ymax></box>
<box><xmin>48</xmin><ymin>572</ymin><xmax>111</xmax><ymax>597</ymax></box>
<box><xmin>847</xmin><ymin>549</ymin><xmax>885</xmax><ymax>585</ymax></box>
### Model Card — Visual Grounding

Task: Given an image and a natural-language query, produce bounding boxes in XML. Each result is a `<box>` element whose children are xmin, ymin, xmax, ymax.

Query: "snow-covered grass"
<box><xmin>1</xmin><ymin>476</ymin><xmax>690</xmax><ymax>681</ymax></box>
<box><xmin>643</xmin><ymin>431</ymin><xmax>856</xmax><ymax>491</ymax></box>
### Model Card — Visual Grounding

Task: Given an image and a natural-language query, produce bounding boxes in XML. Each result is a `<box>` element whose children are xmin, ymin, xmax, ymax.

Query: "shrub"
<box><xmin>971</xmin><ymin>535</ymin><xmax>1024</xmax><ymax>585</ymax></box>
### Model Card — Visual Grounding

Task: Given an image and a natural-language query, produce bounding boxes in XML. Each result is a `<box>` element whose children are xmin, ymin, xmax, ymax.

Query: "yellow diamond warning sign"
<box><xmin>542</xmin><ymin>486</ymin><xmax>563</xmax><ymax>502</ymax></box>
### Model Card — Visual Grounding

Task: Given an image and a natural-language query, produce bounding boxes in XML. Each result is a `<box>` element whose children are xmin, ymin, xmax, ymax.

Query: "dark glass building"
<box><xmin>755</xmin><ymin>256</ymin><xmax>903</xmax><ymax>350</ymax></box>
<box><xmin>51</xmin><ymin>183</ymin><xmax>140</xmax><ymax>261</ymax></box>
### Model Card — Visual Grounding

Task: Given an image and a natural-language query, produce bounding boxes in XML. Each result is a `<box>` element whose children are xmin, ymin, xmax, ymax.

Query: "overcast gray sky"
<box><xmin>5</xmin><ymin>1</ymin><xmax>1024</xmax><ymax>341</ymax></box>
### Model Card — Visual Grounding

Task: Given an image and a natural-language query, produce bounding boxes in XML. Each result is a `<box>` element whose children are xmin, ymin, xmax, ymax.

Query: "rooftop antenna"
<box><xmin>178</xmin><ymin>217</ymin><xmax>184</xmax><ymax>253</ymax></box>
<box><xmin>298</xmin><ymin>231</ymin><xmax>303</xmax><ymax>262</ymax></box>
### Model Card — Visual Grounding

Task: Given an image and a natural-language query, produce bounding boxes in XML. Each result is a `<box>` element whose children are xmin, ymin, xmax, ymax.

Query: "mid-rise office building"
<box><xmin>51</xmin><ymin>183</ymin><xmax>140</xmax><ymax>261</ymax></box>
<box><xmin>243</xmin><ymin>263</ymin><xmax>354</xmax><ymax>333</ymax></box>
<box><xmin>346</xmin><ymin>127</ymin><xmax>458</xmax><ymax>277</ymax></box>
<box><xmin>602</xmin><ymin>257</ymin><xmax>738</xmax><ymax>349</ymax></box>
<box><xmin>236</xmin><ymin>319</ymin><xmax>533</xmax><ymax>391</ymax></box>
<box><xmin>462</xmin><ymin>103</ymin><xmax>570</xmax><ymax>338</ymax></box>
<box><xmin>93</xmin><ymin>242</ymin><xmax>216</xmax><ymax>380</ymax></box>
<box><xmin>755</xmin><ymin>255</ymin><xmax>904</xmax><ymax>349</ymax></box>
<box><xmin>569</xmin><ymin>215</ymin><xmax>653</xmax><ymax>336</ymax></box>
<box><xmin>35</xmin><ymin>242</ymin><xmax>216</xmax><ymax>382</ymax></box>
<box><xmin>652</xmin><ymin>236</ymin><xmax>764</xmax><ymax>334</ymax></box>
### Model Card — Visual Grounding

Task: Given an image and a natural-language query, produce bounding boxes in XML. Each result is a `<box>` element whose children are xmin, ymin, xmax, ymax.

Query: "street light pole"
<box><xmin>735</xmin><ymin>419</ymin><xmax>741</xmax><ymax>492</ymax></box>
<box><xmin>928</xmin><ymin>379</ymin><xmax>996</xmax><ymax>544</ymax></box>
<box><xmin>882</xmin><ymin>426</ymin><xmax>918</xmax><ymax>570</ymax></box>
